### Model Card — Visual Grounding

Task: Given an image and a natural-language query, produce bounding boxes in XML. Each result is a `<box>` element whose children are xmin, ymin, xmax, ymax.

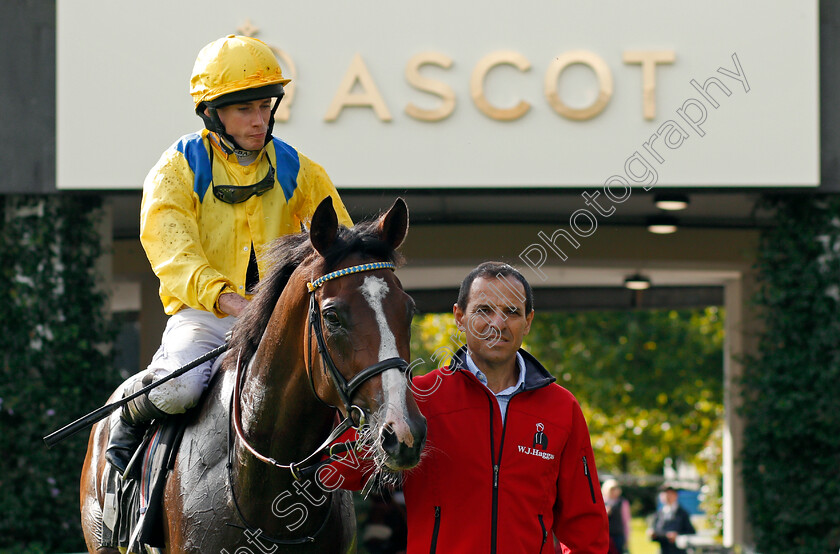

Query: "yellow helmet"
<box><xmin>190</xmin><ymin>35</ymin><xmax>289</xmax><ymax>151</ymax></box>
<box><xmin>190</xmin><ymin>35</ymin><xmax>290</xmax><ymax>109</ymax></box>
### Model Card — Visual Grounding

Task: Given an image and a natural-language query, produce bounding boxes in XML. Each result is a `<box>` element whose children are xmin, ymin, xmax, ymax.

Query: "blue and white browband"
<box><xmin>307</xmin><ymin>262</ymin><xmax>396</xmax><ymax>292</ymax></box>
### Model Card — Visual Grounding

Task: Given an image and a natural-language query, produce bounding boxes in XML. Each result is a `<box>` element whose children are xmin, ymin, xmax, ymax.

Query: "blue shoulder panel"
<box><xmin>272</xmin><ymin>138</ymin><xmax>301</xmax><ymax>202</ymax></box>
<box><xmin>174</xmin><ymin>133</ymin><xmax>212</xmax><ymax>201</ymax></box>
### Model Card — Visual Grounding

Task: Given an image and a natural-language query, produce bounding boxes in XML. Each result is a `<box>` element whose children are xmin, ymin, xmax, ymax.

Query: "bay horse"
<box><xmin>80</xmin><ymin>197</ymin><xmax>427</xmax><ymax>553</ymax></box>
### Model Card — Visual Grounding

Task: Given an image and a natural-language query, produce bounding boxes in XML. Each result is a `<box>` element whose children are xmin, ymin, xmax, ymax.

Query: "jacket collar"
<box><xmin>452</xmin><ymin>346</ymin><xmax>555</xmax><ymax>392</ymax></box>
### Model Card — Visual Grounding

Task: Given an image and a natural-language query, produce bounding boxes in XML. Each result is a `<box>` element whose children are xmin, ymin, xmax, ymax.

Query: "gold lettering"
<box><xmin>623</xmin><ymin>50</ymin><xmax>676</xmax><ymax>120</ymax></box>
<box><xmin>470</xmin><ymin>51</ymin><xmax>531</xmax><ymax>121</ymax></box>
<box><xmin>545</xmin><ymin>50</ymin><xmax>613</xmax><ymax>121</ymax></box>
<box><xmin>324</xmin><ymin>53</ymin><xmax>392</xmax><ymax>122</ymax></box>
<box><xmin>405</xmin><ymin>52</ymin><xmax>456</xmax><ymax>122</ymax></box>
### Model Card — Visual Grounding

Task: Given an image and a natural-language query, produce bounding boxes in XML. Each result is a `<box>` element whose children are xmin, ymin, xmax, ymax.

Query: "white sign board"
<box><xmin>57</xmin><ymin>0</ymin><xmax>819</xmax><ymax>189</ymax></box>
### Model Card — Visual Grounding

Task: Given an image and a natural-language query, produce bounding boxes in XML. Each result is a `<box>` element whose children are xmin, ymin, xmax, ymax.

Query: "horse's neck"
<box><xmin>222</xmin><ymin>352</ymin><xmax>335</xmax><ymax>541</ymax></box>
<box><xmin>239</xmin><ymin>353</ymin><xmax>335</xmax><ymax>460</ymax></box>
<box><xmin>236</xmin><ymin>289</ymin><xmax>336</xmax><ymax>483</ymax></box>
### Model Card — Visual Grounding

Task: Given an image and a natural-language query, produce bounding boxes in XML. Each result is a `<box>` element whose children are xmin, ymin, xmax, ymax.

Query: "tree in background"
<box><xmin>0</xmin><ymin>196</ymin><xmax>119</xmax><ymax>553</ymax></box>
<box><xmin>527</xmin><ymin>308</ymin><xmax>724</xmax><ymax>477</ymax></box>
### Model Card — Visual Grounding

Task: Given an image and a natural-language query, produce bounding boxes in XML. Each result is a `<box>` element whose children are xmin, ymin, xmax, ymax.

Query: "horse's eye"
<box><xmin>322</xmin><ymin>309</ymin><xmax>341</xmax><ymax>327</ymax></box>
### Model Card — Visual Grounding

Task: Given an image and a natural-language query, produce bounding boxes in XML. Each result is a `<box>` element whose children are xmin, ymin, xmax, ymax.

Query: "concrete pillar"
<box><xmin>723</xmin><ymin>269</ymin><xmax>760</xmax><ymax>547</ymax></box>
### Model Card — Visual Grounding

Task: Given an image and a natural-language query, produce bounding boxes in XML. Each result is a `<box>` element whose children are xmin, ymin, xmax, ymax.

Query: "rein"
<box><xmin>226</xmin><ymin>261</ymin><xmax>408</xmax><ymax>543</ymax></box>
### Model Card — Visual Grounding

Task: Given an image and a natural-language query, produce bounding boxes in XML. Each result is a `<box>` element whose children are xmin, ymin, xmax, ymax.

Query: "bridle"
<box><xmin>226</xmin><ymin>261</ymin><xmax>410</xmax><ymax>544</ymax></box>
<box><xmin>232</xmin><ymin>260</ymin><xmax>409</xmax><ymax>475</ymax></box>
<box><xmin>307</xmin><ymin>272</ymin><xmax>410</xmax><ymax>426</ymax></box>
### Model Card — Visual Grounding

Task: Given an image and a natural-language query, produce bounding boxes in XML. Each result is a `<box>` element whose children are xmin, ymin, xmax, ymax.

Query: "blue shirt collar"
<box><xmin>464</xmin><ymin>350</ymin><xmax>526</xmax><ymax>397</ymax></box>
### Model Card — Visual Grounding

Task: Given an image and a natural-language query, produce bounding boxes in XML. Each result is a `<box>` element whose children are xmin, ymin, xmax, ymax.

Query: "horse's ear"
<box><xmin>378</xmin><ymin>197</ymin><xmax>409</xmax><ymax>250</ymax></box>
<box><xmin>310</xmin><ymin>196</ymin><xmax>339</xmax><ymax>256</ymax></box>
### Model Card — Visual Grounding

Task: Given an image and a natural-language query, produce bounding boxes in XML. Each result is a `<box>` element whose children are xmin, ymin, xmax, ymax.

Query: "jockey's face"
<box><xmin>211</xmin><ymin>98</ymin><xmax>273</xmax><ymax>151</ymax></box>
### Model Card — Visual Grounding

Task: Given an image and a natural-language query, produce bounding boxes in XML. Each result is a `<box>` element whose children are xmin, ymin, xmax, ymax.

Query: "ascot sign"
<box><xmin>56</xmin><ymin>0</ymin><xmax>819</xmax><ymax>190</ymax></box>
<box><xmin>275</xmin><ymin>49</ymin><xmax>676</xmax><ymax>123</ymax></box>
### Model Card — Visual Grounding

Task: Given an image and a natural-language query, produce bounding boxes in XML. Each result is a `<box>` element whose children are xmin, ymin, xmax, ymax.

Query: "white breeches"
<box><xmin>142</xmin><ymin>308</ymin><xmax>236</xmax><ymax>415</ymax></box>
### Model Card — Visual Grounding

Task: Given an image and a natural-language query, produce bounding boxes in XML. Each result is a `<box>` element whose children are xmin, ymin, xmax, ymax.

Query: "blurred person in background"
<box><xmin>602</xmin><ymin>479</ymin><xmax>631</xmax><ymax>553</ymax></box>
<box><xmin>648</xmin><ymin>485</ymin><xmax>695</xmax><ymax>554</ymax></box>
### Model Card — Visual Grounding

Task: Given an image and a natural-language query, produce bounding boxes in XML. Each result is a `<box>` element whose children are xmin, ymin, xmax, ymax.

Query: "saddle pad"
<box><xmin>101</xmin><ymin>416</ymin><xmax>186</xmax><ymax>553</ymax></box>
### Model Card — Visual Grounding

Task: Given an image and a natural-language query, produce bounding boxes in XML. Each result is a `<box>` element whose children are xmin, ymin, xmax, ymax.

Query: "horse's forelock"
<box><xmin>228</xmin><ymin>219</ymin><xmax>403</xmax><ymax>364</ymax></box>
<box><xmin>322</xmin><ymin>220</ymin><xmax>404</xmax><ymax>271</ymax></box>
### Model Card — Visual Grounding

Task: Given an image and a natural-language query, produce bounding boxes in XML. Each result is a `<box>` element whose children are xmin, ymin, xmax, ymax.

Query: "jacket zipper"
<box><xmin>538</xmin><ymin>514</ymin><xmax>547</xmax><ymax>554</ymax></box>
<box><xmin>488</xmin><ymin>394</ymin><xmax>511</xmax><ymax>554</ymax></box>
<box><xmin>489</xmin><ymin>398</ymin><xmax>499</xmax><ymax>554</ymax></box>
<box><xmin>582</xmin><ymin>455</ymin><xmax>596</xmax><ymax>504</ymax></box>
<box><xmin>429</xmin><ymin>505</ymin><xmax>441</xmax><ymax>553</ymax></box>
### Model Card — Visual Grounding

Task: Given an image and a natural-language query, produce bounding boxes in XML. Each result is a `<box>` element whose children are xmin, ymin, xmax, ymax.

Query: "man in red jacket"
<box><xmin>331</xmin><ymin>261</ymin><xmax>609</xmax><ymax>553</ymax></box>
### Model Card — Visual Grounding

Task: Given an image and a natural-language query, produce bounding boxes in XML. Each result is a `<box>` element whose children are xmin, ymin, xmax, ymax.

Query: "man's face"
<box><xmin>213</xmin><ymin>98</ymin><xmax>273</xmax><ymax>151</ymax></box>
<box><xmin>454</xmin><ymin>275</ymin><xmax>534</xmax><ymax>372</ymax></box>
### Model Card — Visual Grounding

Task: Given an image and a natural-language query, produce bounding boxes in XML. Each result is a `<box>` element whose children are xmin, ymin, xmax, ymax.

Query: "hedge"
<box><xmin>0</xmin><ymin>195</ymin><xmax>120</xmax><ymax>553</ymax></box>
<box><xmin>742</xmin><ymin>195</ymin><xmax>840</xmax><ymax>553</ymax></box>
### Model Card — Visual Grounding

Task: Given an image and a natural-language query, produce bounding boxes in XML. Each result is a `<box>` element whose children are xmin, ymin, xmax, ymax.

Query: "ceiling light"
<box><xmin>624</xmin><ymin>274</ymin><xmax>651</xmax><ymax>290</ymax></box>
<box><xmin>654</xmin><ymin>194</ymin><xmax>690</xmax><ymax>211</ymax></box>
<box><xmin>647</xmin><ymin>215</ymin><xmax>678</xmax><ymax>234</ymax></box>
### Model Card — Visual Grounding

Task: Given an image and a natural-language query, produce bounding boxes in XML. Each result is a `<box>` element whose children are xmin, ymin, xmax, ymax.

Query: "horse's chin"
<box><xmin>379</xmin><ymin>446</ymin><xmax>423</xmax><ymax>472</ymax></box>
<box><xmin>384</xmin><ymin>461</ymin><xmax>415</xmax><ymax>472</ymax></box>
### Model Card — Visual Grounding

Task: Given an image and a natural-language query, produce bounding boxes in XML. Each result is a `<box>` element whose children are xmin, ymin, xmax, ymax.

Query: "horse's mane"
<box><xmin>228</xmin><ymin>218</ymin><xmax>405</xmax><ymax>363</ymax></box>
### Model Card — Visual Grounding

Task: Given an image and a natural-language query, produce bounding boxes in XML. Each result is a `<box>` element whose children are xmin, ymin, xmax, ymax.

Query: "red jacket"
<box><xmin>334</xmin><ymin>348</ymin><xmax>609</xmax><ymax>553</ymax></box>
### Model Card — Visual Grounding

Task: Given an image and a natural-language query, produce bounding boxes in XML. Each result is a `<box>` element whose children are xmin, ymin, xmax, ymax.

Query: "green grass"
<box><xmin>628</xmin><ymin>517</ymin><xmax>659</xmax><ymax>554</ymax></box>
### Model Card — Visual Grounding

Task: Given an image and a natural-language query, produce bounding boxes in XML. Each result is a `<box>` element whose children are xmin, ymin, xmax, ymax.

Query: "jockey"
<box><xmin>105</xmin><ymin>35</ymin><xmax>352</xmax><ymax>473</ymax></box>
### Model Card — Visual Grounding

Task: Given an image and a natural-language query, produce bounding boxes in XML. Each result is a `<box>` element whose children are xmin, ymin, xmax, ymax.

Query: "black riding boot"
<box><xmin>104</xmin><ymin>376</ymin><xmax>168</xmax><ymax>475</ymax></box>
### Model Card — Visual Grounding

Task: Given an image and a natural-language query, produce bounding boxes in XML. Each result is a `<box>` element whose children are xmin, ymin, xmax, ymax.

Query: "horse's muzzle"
<box><xmin>380</xmin><ymin>414</ymin><xmax>427</xmax><ymax>470</ymax></box>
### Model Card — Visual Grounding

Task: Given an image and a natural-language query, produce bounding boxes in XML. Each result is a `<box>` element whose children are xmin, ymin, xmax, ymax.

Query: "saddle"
<box><xmin>101</xmin><ymin>413</ymin><xmax>187</xmax><ymax>553</ymax></box>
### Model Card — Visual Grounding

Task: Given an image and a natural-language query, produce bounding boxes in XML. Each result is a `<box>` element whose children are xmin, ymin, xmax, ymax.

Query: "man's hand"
<box><xmin>218</xmin><ymin>292</ymin><xmax>249</xmax><ymax>317</ymax></box>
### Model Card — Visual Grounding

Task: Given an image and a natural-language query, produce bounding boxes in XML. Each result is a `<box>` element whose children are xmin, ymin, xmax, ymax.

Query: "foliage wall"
<box><xmin>741</xmin><ymin>196</ymin><xmax>840</xmax><ymax>554</ymax></box>
<box><xmin>0</xmin><ymin>195</ymin><xmax>119</xmax><ymax>553</ymax></box>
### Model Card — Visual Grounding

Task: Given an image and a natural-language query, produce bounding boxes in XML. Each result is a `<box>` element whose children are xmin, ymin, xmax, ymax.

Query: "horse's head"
<box><xmin>306</xmin><ymin>197</ymin><xmax>426</xmax><ymax>472</ymax></box>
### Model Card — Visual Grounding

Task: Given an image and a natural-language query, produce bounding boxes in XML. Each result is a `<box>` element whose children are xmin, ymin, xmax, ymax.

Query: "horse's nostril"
<box><xmin>380</xmin><ymin>425</ymin><xmax>399</xmax><ymax>454</ymax></box>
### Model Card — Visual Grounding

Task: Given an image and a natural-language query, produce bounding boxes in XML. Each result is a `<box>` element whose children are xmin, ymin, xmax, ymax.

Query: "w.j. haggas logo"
<box><xmin>518</xmin><ymin>423</ymin><xmax>554</xmax><ymax>460</ymax></box>
<box><xmin>533</xmin><ymin>423</ymin><xmax>548</xmax><ymax>450</ymax></box>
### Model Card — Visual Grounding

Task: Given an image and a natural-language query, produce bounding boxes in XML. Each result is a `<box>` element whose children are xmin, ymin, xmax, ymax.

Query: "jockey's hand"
<box><xmin>219</xmin><ymin>292</ymin><xmax>249</xmax><ymax>318</ymax></box>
